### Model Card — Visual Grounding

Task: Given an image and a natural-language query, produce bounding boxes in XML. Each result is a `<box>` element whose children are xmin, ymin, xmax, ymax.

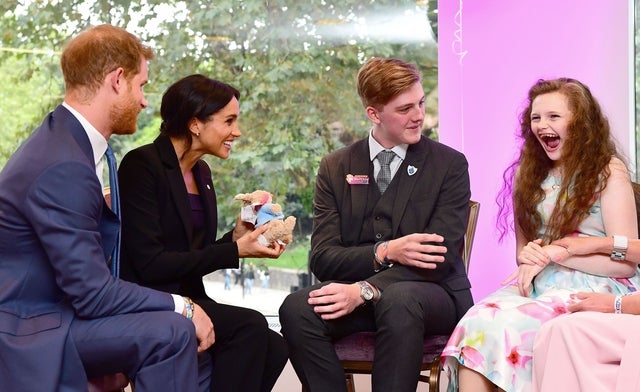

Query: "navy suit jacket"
<box><xmin>0</xmin><ymin>105</ymin><xmax>175</xmax><ymax>391</ymax></box>
<box><xmin>310</xmin><ymin>136</ymin><xmax>474</xmax><ymax>320</ymax></box>
<box><xmin>118</xmin><ymin>134</ymin><xmax>239</xmax><ymax>299</ymax></box>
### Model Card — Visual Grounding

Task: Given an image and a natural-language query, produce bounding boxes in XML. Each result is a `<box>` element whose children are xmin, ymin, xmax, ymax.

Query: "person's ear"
<box><xmin>107</xmin><ymin>67</ymin><xmax>125</xmax><ymax>93</ymax></box>
<box><xmin>189</xmin><ymin>118</ymin><xmax>201</xmax><ymax>137</ymax></box>
<box><xmin>366</xmin><ymin>106</ymin><xmax>381</xmax><ymax>124</ymax></box>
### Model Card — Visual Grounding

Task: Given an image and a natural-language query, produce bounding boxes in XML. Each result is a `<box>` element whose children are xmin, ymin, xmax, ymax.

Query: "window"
<box><xmin>0</xmin><ymin>0</ymin><xmax>438</xmax><ymax>315</ymax></box>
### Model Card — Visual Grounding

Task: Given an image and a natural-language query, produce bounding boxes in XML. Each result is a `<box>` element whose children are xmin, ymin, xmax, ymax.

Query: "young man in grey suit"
<box><xmin>0</xmin><ymin>25</ymin><xmax>213</xmax><ymax>392</ymax></box>
<box><xmin>279</xmin><ymin>57</ymin><xmax>473</xmax><ymax>392</ymax></box>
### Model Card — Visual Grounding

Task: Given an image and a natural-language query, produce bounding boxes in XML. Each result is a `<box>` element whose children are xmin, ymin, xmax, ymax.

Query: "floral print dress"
<box><xmin>442</xmin><ymin>174</ymin><xmax>640</xmax><ymax>392</ymax></box>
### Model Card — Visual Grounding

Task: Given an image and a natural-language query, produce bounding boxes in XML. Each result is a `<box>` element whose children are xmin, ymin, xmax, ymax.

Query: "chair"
<box><xmin>86</xmin><ymin>188</ymin><xmax>132</xmax><ymax>392</ymax></box>
<box><xmin>326</xmin><ymin>200</ymin><xmax>480</xmax><ymax>392</ymax></box>
<box><xmin>88</xmin><ymin>374</ymin><xmax>130</xmax><ymax>392</ymax></box>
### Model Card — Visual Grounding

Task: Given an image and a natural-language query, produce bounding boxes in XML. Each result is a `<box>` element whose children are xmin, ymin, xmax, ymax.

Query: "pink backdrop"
<box><xmin>438</xmin><ymin>0</ymin><xmax>633</xmax><ymax>300</ymax></box>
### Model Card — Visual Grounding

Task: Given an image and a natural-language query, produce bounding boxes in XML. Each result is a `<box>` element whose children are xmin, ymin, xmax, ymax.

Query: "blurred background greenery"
<box><xmin>0</xmin><ymin>0</ymin><xmax>439</xmax><ymax>265</ymax></box>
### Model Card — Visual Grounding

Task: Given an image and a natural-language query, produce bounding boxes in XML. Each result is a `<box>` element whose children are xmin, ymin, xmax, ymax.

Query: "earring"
<box><xmin>195</xmin><ymin>132</ymin><xmax>200</xmax><ymax>137</ymax></box>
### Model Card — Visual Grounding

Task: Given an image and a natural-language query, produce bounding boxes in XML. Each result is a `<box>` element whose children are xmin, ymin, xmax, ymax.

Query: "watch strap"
<box><xmin>611</xmin><ymin>235</ymin><xmax>628</xmax><ymax>261</ymax></box>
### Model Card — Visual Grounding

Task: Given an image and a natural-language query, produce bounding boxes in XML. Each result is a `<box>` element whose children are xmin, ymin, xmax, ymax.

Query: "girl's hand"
<box><xmin>502</xmin><ymin>263</ymin><xmax>545</xmax><ymax>297</ymax></box>
<box><xmin>568</xmin><ymin>292</ymin><xmax>617</xmax><ymax>313</ymax></box>
<box><xmin>517</xmin><ymin>239</ymin><xmax>551</xmax><ymax>267</ymax></box>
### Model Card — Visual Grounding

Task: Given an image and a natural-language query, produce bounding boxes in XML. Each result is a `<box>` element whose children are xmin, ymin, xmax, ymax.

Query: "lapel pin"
<box><xmin>346</xmin><ymin>174</ymin><xmax>369</xmax><ymax>185</ymax></box>
<box><xmin>407</xmin><ymin>166</ymin><xmax>418</xmax><ymax>176</ymax></box>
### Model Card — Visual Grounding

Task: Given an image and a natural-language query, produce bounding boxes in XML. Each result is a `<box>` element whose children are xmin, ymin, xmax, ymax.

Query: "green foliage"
<box><xmin>0</xmin><ymin>0</ymin><xmax>438</xmax><ymax>239</ymax></box>
<box><xmin>0</xmin><ymin>53</ymin><xmax>63</xmax><ymax>161</ymax></box>
<box><xmin>245</xmin><ymin>242</ymin><xmax>311</xmax><ymax>271</ymax></box>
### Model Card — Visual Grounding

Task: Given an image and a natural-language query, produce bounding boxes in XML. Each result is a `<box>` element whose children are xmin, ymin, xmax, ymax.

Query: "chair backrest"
<box><xmin>462</xmin><ymin>200</ymin><xmax>480</xmax><ymax>273</ymax></box>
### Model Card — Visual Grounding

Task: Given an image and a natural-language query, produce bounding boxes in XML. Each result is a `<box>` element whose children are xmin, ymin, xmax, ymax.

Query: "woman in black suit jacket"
<box><xmin>118</xmin><ymin>74</ymin><xmax>288</xmax><ymax>392</ymax></box>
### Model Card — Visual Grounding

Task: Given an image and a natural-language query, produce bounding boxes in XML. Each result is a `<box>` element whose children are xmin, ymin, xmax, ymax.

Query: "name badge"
<box><xmin>346</xmin><ymin>174</ymin><xmax>369</xmax><ymax>185</ymax></box>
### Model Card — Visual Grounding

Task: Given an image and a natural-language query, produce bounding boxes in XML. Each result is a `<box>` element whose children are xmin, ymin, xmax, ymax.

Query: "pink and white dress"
<box><xmin>442</xmin><ymin>174</ymin><xmax>640</xmax><ymax>392</ymax></box>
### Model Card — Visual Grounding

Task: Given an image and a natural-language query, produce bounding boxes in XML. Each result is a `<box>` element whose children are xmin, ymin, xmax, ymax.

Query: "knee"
<box><xmin>237</xmin><ymin>306</ymin><xmax>269</xmax><ymax>329</ymax></box>
<box><xmin>376</xmin><ymin>286</ymin><xmax>420</xmax><ymax>315</ymax></box>
<box><xmin>146</xmin><ymin>312</ymin><xmax>197</xmax><ymax>355</ymax></box>
<box><xmin>269</xmin><ymin>331</ymin><xmax>289</xmax><ymax>366</ymax></box>
<box><xmin>167</xmin><ymin>312</ymin><xmax>197</xmax><ymax>347</ymax></box>
<box><xmin>279</xmin><ymin>289</ymin><xmax>318</xmax><ymax>339</ymax></box>
<box><xmin>279</xmin><ymin>289</ymin><xmax>309</xmax><ymax>327</ymax></box>
<box><xmin>538</xmin><ymin>314</ymin><xmax>579</xmax><ymax>340</ymax></box>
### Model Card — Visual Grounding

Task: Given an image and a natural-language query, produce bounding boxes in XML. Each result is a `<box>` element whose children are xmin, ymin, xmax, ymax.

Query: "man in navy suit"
<box><xmin>279</xmin><ymin>57</ymin><xmax>473</xmax><ymax>391</ymax></box>
<box><xmin>0</xmin><ymin>24</ymin><xmax>213</xmax><ymax>392</ymax></box>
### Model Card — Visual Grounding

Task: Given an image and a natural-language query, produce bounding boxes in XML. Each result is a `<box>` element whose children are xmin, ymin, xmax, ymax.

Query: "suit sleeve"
<box><xmin>118</xmin><ymin>150</ymin><xmax>238</xmax><ymax>285</ymax></box>
<box><xmin>25</xmin><ymin>161</ymin><xmax>174</xmax><ymax>318</ymax></box>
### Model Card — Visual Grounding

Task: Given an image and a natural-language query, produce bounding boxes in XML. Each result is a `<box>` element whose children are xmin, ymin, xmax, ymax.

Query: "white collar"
<box><xmin>368</xmin><ymin>129</ymin><xmax>408</xmax><ymax>161</ymax></box>
<box><xmin>62</xmin><ymin>101</ymin><xmax>108</xmax><ymax>165</ymax></box>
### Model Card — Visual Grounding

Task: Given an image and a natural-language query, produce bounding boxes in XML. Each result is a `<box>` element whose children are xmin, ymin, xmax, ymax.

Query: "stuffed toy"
<box><xmin>234</xmin><ymin>190</ymin><xmax>296</xmax><ymax>247</ymax></box>
<box><xmin>234</xmin><ymin>190</ymin><xmax>273</xmax><ymax>222</ymax></box>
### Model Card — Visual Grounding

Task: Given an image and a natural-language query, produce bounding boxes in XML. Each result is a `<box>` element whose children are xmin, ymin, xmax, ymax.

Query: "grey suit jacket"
<box><xmin>310</xmin><ymin>136</ymin><xmax>473</xmax><ymax>319</ymax></box>
<box><xmin>0</xmin><ymin>105</ymin><xmax>174</xmax><ymax>391</ymax></box>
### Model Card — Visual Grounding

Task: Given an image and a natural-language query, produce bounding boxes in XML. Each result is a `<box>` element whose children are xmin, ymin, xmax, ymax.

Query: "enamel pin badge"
<box><xmin>346</xmin><ymin>174</ymin><xmax>369</xmax><ymax>185</ymax></box>
<box><xmin>407</xmin><ymin>166</ymin><xmax>418</xmax><ymax>176</ymax></box>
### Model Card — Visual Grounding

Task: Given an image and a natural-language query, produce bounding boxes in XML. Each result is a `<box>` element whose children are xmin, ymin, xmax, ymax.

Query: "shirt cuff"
<box><xmin>172</xmin><ymin>294</ymin><xmax>184</xmax><ymax>314</ymax></box>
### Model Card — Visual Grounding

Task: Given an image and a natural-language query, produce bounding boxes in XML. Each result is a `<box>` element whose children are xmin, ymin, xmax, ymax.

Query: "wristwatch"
<box><xmin>373</xmin><ymin>241</ymin><xmax>393</xmax><ymax>272</ymax></box>
<box><xmin>611</xmin><ymin>235</ymin><xmax>628</xmax><ymax>261</ymax></box>
<box><xmin>357</xmin><ymin>281</ymin><xmax>375</xmax><ymax>303</ymax></box>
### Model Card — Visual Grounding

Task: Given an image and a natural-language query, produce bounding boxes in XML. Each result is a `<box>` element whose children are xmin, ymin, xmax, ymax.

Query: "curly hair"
<box><xmin>497</xmin><ymin>78</ymin><xmax>619</xmax><ymax>243</ymax></box>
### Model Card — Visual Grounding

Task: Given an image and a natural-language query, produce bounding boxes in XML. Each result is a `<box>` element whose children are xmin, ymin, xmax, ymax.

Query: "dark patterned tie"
<box><xmin>376</xmin><ymin>150</ymin><xmax>396</xmax><ymax>194</ymax></box>
<box><xmin>105</xmin><ymin>145</ymin><xmax>120</xmax><ymax>277</ymax></box>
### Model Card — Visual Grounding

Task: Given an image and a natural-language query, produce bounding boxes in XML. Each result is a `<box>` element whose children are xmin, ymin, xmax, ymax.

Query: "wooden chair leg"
<box><xmin>427</xmin><ymin>358</ymin><xmax>442</xmax><ymax>392</ymax></box>
<box><xmin>345</xmin><ymin>373</ymin><xmax>355</xmax><ymax>392</ymax></box>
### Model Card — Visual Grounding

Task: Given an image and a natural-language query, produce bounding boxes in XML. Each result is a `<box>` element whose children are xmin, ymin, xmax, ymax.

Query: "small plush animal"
<box><xmin>234</xmin><ymin>190</ymin><xmax>273</xmax><ymax>222</ymax></box>
<box><xmin>234</xmin><ymin>191</ymin><xmax>296</xmax><ymax>247</ymax></box>
<box><xmin>234</xmin><ymin>190</ymin><xmax>273</xmax><ymax>207</ymax></box>
<box><xmin>254</xmin><ymin>203</ymin><xmax>296</xmax><ymax>246</ymax></box>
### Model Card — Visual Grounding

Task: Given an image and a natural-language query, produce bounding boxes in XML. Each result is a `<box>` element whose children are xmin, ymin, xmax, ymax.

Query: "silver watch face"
<box><xmin>361</xmin><ymin>285</ymin><xmax>374</xmax><ymax>301</ymax></box>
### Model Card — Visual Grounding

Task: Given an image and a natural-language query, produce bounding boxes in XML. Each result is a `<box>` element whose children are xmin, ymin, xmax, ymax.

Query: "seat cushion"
<box><xmin>334</xmin><ymin>332</ymin><xmax>450</xmax><ymax>363</ymax></box>
<box><xmin>87</xmin><ymin>373</ymin><xmax>129</xmax><ymax>392</ymax></box>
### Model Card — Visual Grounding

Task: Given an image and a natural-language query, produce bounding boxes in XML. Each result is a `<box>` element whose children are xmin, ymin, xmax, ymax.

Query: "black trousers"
<box><xmin>195</xmin><ymin>298</ymin><xmax>288</xmax><ymax>392</ymax></box>
<box><xmin>279</xmin><ymin>280</ymin><xmax>457</xmax><ymax>392</ymax></box>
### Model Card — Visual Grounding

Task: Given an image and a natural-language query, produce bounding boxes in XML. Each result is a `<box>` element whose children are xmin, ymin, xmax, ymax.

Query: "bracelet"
<box><xmin>183</xmin><ymin>296</ymin><xmax>195</xmax><ymax>320</ymax></box>
<box><xmin>373</xmin><ymin>241</ymin><xmax>393</xmax><ymax>272</ymax></box>
<box><xmin>614</xmin><ymin>293</ymin><xmax>632</xmax><ymax>314</ymax></box>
